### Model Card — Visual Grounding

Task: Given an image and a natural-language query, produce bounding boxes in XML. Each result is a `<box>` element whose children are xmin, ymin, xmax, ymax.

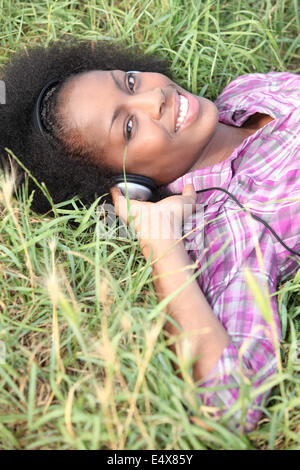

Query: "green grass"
<box><xmin>0</xmin><ymin>0</ymin><xmax>300</xmax><ymax>450</ymax></box>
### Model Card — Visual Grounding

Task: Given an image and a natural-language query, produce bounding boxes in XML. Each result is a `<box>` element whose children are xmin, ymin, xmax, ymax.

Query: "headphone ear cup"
<box><xmin>115</xmin><ymin>182</ymin><xmax>152</xmax><ymax>201</ymax></box>
<box><xmin>111</xmin><ymin>174</ymin><xmax>157</xmax><ymax>201</ymax></box>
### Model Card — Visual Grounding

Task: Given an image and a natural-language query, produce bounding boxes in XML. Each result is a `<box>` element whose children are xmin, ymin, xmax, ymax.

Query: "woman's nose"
<box><xmin>127</xmin><ymin>88</ymin><xmax>165</xmax><ymax>120</ymax></box>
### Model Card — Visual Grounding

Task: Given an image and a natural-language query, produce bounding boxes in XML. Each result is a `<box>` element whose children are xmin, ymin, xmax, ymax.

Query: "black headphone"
<box><xmin>33</xmin><ymin>78</ymin><xmax>60</xmax><ymax>138</ymax></box>
<box><xmin>32</xmin><ymin>75</ymin><xmax>300</xmax><ymax>258</ymax></box>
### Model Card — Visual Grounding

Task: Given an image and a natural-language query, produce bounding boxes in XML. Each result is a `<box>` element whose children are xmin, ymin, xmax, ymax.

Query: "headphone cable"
<box><xmin>195</xmin><ymin>186</ymin><xmax>300</xmax><ymax>258</ymax></box>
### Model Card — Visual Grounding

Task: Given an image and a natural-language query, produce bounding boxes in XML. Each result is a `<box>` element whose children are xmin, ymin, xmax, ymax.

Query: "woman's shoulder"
<box><xmin>216</xmin><ymin>71</ymin><xmax>299</xmax><ymax>99</ymax></box>
<box><xmin>215</xmin><ymin>71</ymin><xmax>300</xmax><ymax>123</ymax></box>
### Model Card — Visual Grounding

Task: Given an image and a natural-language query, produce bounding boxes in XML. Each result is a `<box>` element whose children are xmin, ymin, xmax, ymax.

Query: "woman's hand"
<box><xmin>110</xmin><ymin>184</ymin><xmax>197</xmax><ymax>258</ymax></box>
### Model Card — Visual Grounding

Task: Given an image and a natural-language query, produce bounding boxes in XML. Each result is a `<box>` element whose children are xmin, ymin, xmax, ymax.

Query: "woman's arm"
<box><xmin>111</xmin><ymin>183</ymin><xmax>281</xmax><ymax>433</ymax></box>
<box><xmin>143</xmin><ymin>238</ymin><xmax>230</xmax><ymax>380</ymax></box>
<box><xmin>111</xmin><ymin>184</ymin><xmax>230</xmax><ymax>381</ymax></box>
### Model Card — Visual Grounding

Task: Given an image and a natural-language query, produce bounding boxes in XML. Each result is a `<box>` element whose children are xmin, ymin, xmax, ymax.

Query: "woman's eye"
<box><xmin>126</xmin><ymin>117</ymin><xmax>134</xmax><ymax>140</ymax></box>
<box><xmin>127</xmin><ymin>73</ymin><xmax>135</xmax><ymax>92</ymax></box>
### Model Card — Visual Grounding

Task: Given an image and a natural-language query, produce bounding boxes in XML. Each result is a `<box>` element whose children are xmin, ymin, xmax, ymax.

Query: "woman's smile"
<box><xmin>174</xmin><ymin>90</ymin><xmax>200</xmax><ymax>133</ymax></box>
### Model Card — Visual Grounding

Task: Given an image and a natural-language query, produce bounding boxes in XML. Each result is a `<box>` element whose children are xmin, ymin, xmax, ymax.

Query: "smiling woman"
<box><xmin>1</xmin><ymin>39</ymin><xmax>299</xmax><ymax>434</ymax></box>
<box><xmin>0</xmin><ymin>39</ymin><xmax>256</xmax><ymax>209</ymax></box>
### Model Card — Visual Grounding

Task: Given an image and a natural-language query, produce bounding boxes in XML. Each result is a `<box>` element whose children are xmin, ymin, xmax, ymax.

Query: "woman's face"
<box><xmin>60</xmin><ymin>70</ymin><xmax>219</xmax><ymax>185</ymax></box>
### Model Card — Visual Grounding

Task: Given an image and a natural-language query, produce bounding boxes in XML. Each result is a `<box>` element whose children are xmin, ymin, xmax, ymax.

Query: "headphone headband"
<box><xmin>33</xmin><ymin>78</ymin><xmax>59</xmax><ymax>137</ymax></box>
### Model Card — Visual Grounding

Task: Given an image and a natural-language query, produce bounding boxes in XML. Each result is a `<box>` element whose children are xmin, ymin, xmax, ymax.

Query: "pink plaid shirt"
<box><xmin>168</xmin><ymin>72</ymin><xmax>300</xmax><ymax>432</ymax></box>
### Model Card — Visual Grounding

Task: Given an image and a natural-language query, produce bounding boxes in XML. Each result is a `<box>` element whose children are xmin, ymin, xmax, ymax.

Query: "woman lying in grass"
<box><xmin>0</xmin><ymin>40</ymin><xmax>299</xmax><ymax>432</ymax></box>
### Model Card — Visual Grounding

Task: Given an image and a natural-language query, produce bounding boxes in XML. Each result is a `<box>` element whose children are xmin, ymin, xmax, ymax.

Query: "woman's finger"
<box><xmin>182</xmin><ymin>183</ymin><xmax>197</xmax><ymax>200</ymax></box>
<box><xmin>181</xmin><ymin>184</ymin><xmax>197</xmax><ymax>213</ymax></box>
<box><xmin>110</xmin><ymin>187</ymin><xmax>129</xmax><ymax>222</ymax></box>
<box><xmin>111</xmin><ymin>187</ymin><xmax>147</xmax><ymax>226</ymax></box>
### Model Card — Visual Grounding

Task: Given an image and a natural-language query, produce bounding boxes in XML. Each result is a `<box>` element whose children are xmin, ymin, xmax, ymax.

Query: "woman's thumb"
<box><xmin>182</xmin><ymin>183</ymin><xmax>196</xmax><ymax>200</ymax></box>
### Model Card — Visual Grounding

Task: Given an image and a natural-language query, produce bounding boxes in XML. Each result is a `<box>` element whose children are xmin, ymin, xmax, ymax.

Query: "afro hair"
<box><xmin>0</xmin><ymin>39</ymin><xmax>172</xmax><ymax>213</ymax></box>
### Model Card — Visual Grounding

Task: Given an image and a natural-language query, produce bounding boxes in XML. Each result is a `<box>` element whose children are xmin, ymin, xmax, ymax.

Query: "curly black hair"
<box><xmin>0</xmin><ymin>40</ymin><xmax>173</xmax><ymax>213</ymax></box>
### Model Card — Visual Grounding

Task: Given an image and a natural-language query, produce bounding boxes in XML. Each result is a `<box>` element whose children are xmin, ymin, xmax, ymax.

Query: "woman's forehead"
<box><xmin>61</xmin><ymin>70</ymin><xmax>107</xmax><ymax>106</ymax></box>
<box><xmin>59</xmin><ymin>70</ymin><xmax>119</xmax><ymax>159</ymax></box>
<box><xmin>61</xmin><ymin>71</ymin><xmax>111</xmax><ymax>126</ymax></box>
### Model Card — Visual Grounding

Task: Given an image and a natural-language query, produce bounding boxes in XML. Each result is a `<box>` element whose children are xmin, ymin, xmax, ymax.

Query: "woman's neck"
<box><xmin>189</xmin><ymin>122</ymin><xmax>255</xmax><ymax>171</ymax></box>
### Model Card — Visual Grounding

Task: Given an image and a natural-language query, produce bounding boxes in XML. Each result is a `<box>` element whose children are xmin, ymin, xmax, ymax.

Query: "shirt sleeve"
<box><xmin>197</xmin><ymin>265</ymin><xmax>281</xmax><ymax>433</ymax></box>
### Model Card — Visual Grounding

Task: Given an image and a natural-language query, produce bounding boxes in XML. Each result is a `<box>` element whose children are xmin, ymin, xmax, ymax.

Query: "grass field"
<box><xmin>0</xmin><ymin>0</ymin><xmax>300</xmax><ymax>450</ymax></box>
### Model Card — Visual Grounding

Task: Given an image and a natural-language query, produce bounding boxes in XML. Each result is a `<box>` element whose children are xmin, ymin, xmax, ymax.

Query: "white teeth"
<box><xmin>175</xmin><ymin>94</ymin><xmax>188</xmax><ymax>131</ymax></box>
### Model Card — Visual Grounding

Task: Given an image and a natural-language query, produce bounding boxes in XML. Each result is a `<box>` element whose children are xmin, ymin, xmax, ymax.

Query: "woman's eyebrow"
<box><xmin>109</xmin><ymin>106</ymin><xmax>121</xmax><ymax>135</ymax></box>
<box><xmin>110</xmin><ymin>70</ymin><xmax>123</xmax><ymax>90</ymax></box>
<box><xmin>109</xmin><ymin>71</ymin><xmax>123</xmax><ymax>135</ymax></box>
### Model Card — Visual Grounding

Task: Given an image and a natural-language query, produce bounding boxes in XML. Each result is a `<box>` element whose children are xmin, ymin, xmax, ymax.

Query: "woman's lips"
<box><xmin>175</xmin><ymin>90</ymin><xmax>200</xmax><ymax>133</ymax></box>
